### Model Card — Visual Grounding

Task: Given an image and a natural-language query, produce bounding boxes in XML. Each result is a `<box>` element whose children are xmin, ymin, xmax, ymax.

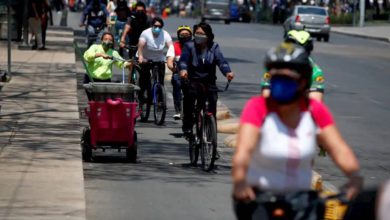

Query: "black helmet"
<box><xmin>265</xmin><ymin>42</ymin><xmax>312</xmax><ymax>80</ymax></box>
<box><xmin>284</xmin><ymin>30</ymin><xmax>314</xmax><ymax>55</ymax></box>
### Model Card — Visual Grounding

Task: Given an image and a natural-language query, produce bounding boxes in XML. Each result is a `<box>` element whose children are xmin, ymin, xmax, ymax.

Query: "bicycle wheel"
<box><xmin>153</xmin><ymin>84</ymin><xmax>167</xmax><ymax>125</ymax></box>
<box><xmin>200</xmin><ymin>114</ymin><xmax>217</xmax><ymax>171</ymax></box>
<box><xmin>189</xmin><ymin>113</ymin><xmax>200</xmax><ymax>165</ymax></box>
<box><xmin>139</xmin><ymin>88</ymin><xmax>151</xmax><ymax>122</ymax></box>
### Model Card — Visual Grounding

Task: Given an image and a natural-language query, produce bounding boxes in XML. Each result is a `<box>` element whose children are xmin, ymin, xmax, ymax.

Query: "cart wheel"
<box><xmin>81</xmin><ymin>127</ymin><xmax>93</xmax><ymax>162</ymax></box>
<box><xmin>126</xmin><ymin>131</ymin><xmax>138</xmax><ymax>163</ymax></box>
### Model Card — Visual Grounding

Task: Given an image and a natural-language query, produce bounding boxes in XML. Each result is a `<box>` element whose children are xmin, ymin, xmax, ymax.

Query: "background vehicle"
<box><xmin>283</xmin><ymin>6</ymin><xmax>331</xmax><ymax>42</ymax></box>
<box><xmin>230</xmin><ymin>0</ymin><xmax>251</xmax><ymax>23</ymax></box>
<box><xmin>201</xmin><ymin>0</ymin><xmax>231</xmax><ymax>24</ymax></box>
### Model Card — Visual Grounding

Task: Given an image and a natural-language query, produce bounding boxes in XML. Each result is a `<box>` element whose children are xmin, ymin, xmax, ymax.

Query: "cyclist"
<box><xmin>232</xmin><ymin>42</ymin><xmax>362</xmax><ymax>220</ymax></box>
<box><xmin>137</xmin><ymin>17</ymin><xmax>173</xmax><ymax>104</ymax></box>
<box><xmin>83</xmin><ymin>32</ymin><xmax>132</xmax><ymax>100</ymax></box>
<box><xmin>166</xmin><ymin>25</ymin><xmax>193</xmax><ymax>120</ymax></box>
<box><xmin>119</xmin><ymin>1</ymin><xmax>150</xmax><ymax>58</ymax></box>
<box><xmin>261</xmin><ymin>30</ymin><xmax>325</xmax><ymax>101</ymax></box>
<box><xmin>179</xmin><ymin>22</ymin><xmax>234</xmax><ymax>137</ymax></box>
<box><xmin>80</xmin><ymin>0</ymin><xmax>110</xmax><ymax>46</ymax></box>
<box><xmin>113</xmin><ymin>0</ymin><xmax>132</xmax><ymax>53</ymax></box>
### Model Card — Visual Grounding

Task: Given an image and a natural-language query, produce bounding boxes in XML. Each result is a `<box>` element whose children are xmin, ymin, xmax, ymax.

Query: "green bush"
<box><xmin>330</xmin><ymin>14</ymin><xmax>353</xmax><ymax>24</ymax></box>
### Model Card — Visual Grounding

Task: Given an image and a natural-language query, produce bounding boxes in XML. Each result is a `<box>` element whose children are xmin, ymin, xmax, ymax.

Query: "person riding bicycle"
<box><xmin>83</xmin><ymin>32</ymin><xmax>132</xmax><ymax>100</ymax></box>
<box><xmin>179</xmin><ymin>22</ymin><xmax>234</xmax><ymax>137</ymax></box>
<box><xmin>166</xmin><ymin>25</ymin><xmax>193</xmax><ymax>120</ymax></box>
<box><xmin>112</xmin><ymin>0</ymin><xmax>131</xmax><ymax>53</ymax></box>
<box><xmin>137</xmin><ymin>17</ymin><xmax>173</xmax><ymax>105</ymax></box>
<box><xmin>119</xmin><ymin>1</ymin><xmax>151</xmax><ymax>58</ymax></box>
<box><xmin>261</xmin><ymin>30</ymin><xmax>325</xmax><ymax>101</ymax></box>
<box><xmin>80</xmin><ymin>0</ymin><xmax>110</xmax><ymax>46</ymax></box>
<box><xmin>232</xmin><ymin>42</ymin><xmax>362</xmax><ymax>220</ymax></box>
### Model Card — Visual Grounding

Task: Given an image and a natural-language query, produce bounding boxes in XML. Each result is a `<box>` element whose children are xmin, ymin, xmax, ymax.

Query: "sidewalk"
<box><xmin>332</xmin><ymin>24</ymin><xmax>390</xmax><ymax>42</ymax></box>
<box><xmin>0</xmin><ymin>27</ymin><xmax>85</xmax><ymax>220</ymax></box>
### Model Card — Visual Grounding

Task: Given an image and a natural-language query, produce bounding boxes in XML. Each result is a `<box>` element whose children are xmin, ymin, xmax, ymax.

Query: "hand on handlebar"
<box><xmin>138</xmin><ymin>56</ymin><xmax>145</xmax><ymax>64</ymax></box>
<box><xmin>79</xmin><ymin>23</ymin><xmax>86</xmax><ymax>27</ymax></box>
<box><xmin>233</xmin><ymin>182</ymin><xmax>256</xmax><ymax>202</ymax></box>
<box><xmin>344</xmin><ymin>175</ymin><xmax>364</xmax><ymax>200</ymax></box>
<box><xmin>226</xmin><ymin>72</ymin><xmax>234</xmax><ymax>81</ymax></box>
<box><xmin>180</xmin><ymin>70</ymin><xmax>188</xmax><ymax>80</ymax></box>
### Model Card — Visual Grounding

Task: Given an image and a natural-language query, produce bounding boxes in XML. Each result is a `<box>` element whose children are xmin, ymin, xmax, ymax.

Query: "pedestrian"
<box><xmin>28</xmin><ymin>0</ymin><xmax>45</xmax><ymax>50</ymax></box>
<box><xmin>41</xmin><ymin>0</ymin><xmax>52</xmax><ymax>49</ymax></box>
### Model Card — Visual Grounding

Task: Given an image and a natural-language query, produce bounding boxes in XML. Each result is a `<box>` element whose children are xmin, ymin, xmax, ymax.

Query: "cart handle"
<box><xmin>107</xmin><ymin>98</ymin><xmax>123</xmax><ymax>106</ymax></box>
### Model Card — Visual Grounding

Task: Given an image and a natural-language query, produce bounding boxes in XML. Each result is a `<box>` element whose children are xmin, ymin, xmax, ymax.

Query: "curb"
<box><xmin>331</xmin><ymin>29</ymin><xmax>390</xmax><ymax>43</ymax></box>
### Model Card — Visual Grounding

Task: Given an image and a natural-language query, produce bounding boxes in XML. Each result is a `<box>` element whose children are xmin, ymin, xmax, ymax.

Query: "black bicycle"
<box><xmin>138</xmin><ymin>61</ymin><xmax>167</xmax><ymax>125</ymax></box>
<box><xmin>188</xmin><ymin>80</ymin><xmax>231</xmax><ymax>171</ymax></box>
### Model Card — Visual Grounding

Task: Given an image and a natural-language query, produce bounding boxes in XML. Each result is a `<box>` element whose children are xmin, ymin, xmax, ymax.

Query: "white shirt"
<box><xmin>139</xmin><ymin>28</ymin><xmax>172</xmax><ymax>62</ymax></box>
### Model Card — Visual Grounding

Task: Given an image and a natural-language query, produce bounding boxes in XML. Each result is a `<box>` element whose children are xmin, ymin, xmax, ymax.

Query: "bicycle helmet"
<box><xmin>177</xmin><ymin>25</ymin><xmax>192</xmax><ymax>36</ymax></box>
<box><xmin>265</xmin><ymin>42</ymin><xmax>312</xmax><ymax>81</ymax></box>
<box><xmin>284</xmin><ymin>30</ymin><xmax>313</xmax><ymax>55</ymax></box>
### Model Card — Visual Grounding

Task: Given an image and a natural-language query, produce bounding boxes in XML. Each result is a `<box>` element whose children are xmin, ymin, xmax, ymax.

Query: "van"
<box><xmin>201</xmin><ymin>0</ymin><xmax>231</xmax><ymax>24</ymax></box>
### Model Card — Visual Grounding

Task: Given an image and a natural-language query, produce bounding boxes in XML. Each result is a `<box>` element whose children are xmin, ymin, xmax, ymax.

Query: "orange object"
<box><xmin>162</xmin><ymin>8</ymin><xmax>168</xmax><ymax>18</ymax></box>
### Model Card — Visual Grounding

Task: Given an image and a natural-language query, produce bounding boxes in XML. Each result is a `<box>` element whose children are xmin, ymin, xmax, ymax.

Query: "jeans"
<box><xmin>86</xmin><ymin>25</ymin><xmax>104</xmax><ymax>46</ymax></box>
<box><xmin>171</xmin><ymin>73</ymin><xmax>182</xmax><ymax>113</ymax></box>
<box><xmin>28</xmin><ymin>17</ymin><xmax>42</xmax><ymax>48</ymax></box>
<box><xmin>182</xmin><ymin>81</ymin><xmax>218</xmax><ymax>132</ymax></box>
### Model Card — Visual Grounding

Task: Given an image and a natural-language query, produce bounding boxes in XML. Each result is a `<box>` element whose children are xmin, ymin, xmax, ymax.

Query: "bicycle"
<box><xmin>234</xmin><ymin>190</ymin><xmax>349</xmax><ymax>220</ymax></box>
<box><xmin>187</xmin><ymin>80</ymin><xmax>231</xmax><ymax>171</ymax></box>
<box><xmin>138</xmin><ymin>61</ymin><xmax>167</xmax><ymax>125</ymax></box>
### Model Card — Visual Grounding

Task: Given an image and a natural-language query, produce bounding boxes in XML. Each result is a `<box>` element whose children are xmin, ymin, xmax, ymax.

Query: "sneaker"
<box><xmin>173</xmin><ymin>113</ymin><xmax>181</xmax><ymax>120</ymax></box>
<box><xmin>38</xmin><ymin>47</ymin><xmax>46</xmax><ymax>50</ymax></box>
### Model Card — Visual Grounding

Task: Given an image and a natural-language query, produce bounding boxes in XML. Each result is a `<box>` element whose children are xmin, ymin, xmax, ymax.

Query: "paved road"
<box><xmin>69</xmin><ymin>12</ymin><xmax>390</xmax><ymax>219</ymax></box>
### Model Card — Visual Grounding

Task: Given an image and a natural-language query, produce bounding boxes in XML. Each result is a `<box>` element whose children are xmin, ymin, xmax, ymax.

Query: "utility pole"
<box><xmin>359</xmin><ymin>0</ymin><xmax>365</xmax><ymax>27</ymax></box>
<box><xmin>353</xmin><ymin>0</ymin><xmax>357</xmax><ymax>26</ymax></box>
<box><xmin>7</xmin><ymin>0</ymin><xmax>11</xmax><ymax>76</ymax></box>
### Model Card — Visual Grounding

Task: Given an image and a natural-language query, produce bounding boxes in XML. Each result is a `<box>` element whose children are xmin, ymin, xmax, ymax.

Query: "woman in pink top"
<box><xmin>232</xmin><ymin>43</ymin><xmax>363</xmax><ymax>220</ymax></box>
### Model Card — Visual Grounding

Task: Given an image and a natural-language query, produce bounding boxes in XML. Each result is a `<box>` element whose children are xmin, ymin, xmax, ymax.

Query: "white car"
<box><xmin>283</xmin><ymin>6</ymin><xmax>331</xmax><ymax>42</ymax></box>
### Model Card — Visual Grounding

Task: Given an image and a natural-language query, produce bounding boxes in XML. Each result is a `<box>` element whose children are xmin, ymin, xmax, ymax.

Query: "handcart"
<box><xmin>81</xmin><ymin>82</ymin><xmax>140</xmax><ymax>162</ymax></box>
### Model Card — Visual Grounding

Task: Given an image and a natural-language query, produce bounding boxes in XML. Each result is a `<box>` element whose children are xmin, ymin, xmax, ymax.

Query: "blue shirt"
<box><xmin>179</xmin><ymin>41</ymin><xmax>231</xmax><ymax>85</ymax></box>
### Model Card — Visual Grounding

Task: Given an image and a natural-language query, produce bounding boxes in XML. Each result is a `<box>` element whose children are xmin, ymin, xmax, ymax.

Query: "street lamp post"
<box><xmin>7</xmin><ymin>0</ymin><xmax>11</xmax><ymax>76</ymax></box>
<box><xmin>359</xmin><ymin>0</ymin><xmax>365</xmax><ymax>27</ymax></box>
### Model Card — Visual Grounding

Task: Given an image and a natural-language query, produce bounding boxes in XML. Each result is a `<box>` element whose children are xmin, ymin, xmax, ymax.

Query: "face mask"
<box><xmin>178</xmin><ymin>36</ymin><xmax>191</xmax><ymax>44</ymax></box>
<box><xmin>135</xmin><ymin>11</ymin><xmax>146</xmax><ymax>20</ymax></box>
<box><xmin>270</xmin><ymin>75</ymin><xmax>300</xmax><ymax>104</ymax></box>
<box><xmin>152</xmin><ymin>27</ymin><xmax>162</xmax><ymax>35</ymax></box>
<box><xmin>194</xmin><ymin>34</ymin><xmax>207</xmax><ymax>45</ymax></box>
<box><xmin>102</xmin><ymin>41</ymin><xmax>113</xmax><ymax>50</ymax></box>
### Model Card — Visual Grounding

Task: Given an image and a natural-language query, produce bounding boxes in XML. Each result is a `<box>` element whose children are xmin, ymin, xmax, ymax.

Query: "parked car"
<box><xmin>230</xmin><ymin>0</ymin><xmax>251</xmax><ymax>23</ymax></box>
<box><xmin>201</xmin><ymin>0</ymin><xmax>231</xmax><ymax>24</ymax></box>
<box><xmin>283</xmin><ymin>5</ymin><xmax>331</xmax><ymax>42</ymax></box>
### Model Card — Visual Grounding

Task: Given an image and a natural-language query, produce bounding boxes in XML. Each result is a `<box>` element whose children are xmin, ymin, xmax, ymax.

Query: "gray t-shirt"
<box><xmin>139</xmin><ymin>28</ymin><xmax>172</xmax><ymax>62</ymax></box>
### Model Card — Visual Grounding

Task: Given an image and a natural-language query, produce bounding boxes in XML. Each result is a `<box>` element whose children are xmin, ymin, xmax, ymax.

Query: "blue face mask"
<box><xmin>152</xmin><ymin>27</ymin><xmax>162</xmax><ymax>35</ymax></box>
<box><xmin>270</xmin><ymin>76</ymin><xmax>300</xmax><ymax>104</ymax></box>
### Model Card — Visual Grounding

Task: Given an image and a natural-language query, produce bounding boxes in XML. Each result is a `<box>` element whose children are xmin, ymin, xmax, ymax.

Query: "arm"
<box><xmin>318</xmin><ymin>125</ymin><xmax>362</xmax><ymax>199</ymax></box>
<box><xmin>32</xmin><ymin>2</ymin><xmax>39</xmax><ymax>19</ymax></box>
<box><xmin>80</xmin><ymin>5</ymin><xmax>90</xmax><ymax>26</ymax></box>
<box><xmin>166</xmin><ymin>44</ymin><xmax>175</xmax><ymax>72</ymax></box>
<box><xmin>83</xmin><ymin>45</ymin><xmax>111</xmax><ymax>62</ymax></box>
<box><xmin>120</xmin><ymin>24</ymin><xmax>131</xmax><ymax>48</ymax></box>
<box><xmin>214</xmin><ymin>44</ymin><xmax>234</xmax><ymax>80</ymax></box>
<box><xmin>112</xmin><ymin>51</ymin><xmax>132</xmax><ymax>69</ymax></box>
<box><xmin>137</xmin><ymin>39</ymin><xmax>146</xmax><ymax>63</ymax></box>
<box><xmin>178</xmin><ymin>43</ymin><xmax>191</xmax><ymax>79</ymax></box>
<box><xmin>308</xmin><ymin>92</ymin><xmax>323</xmax><ymax>101</ymax></box>
<box><xmin>260</xmin><ymin>71</ymin><xmax>271</xmax><ymax>97</ymax></box>
<box><xmin>232</xmin><ymin>123</ymin><xmax>259</xmax><ymax>201</ymax></box>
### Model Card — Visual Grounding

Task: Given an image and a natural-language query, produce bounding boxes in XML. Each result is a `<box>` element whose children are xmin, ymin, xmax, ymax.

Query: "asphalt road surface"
<box><xmin>69</xmin><ymin>11</ymin><xmax>390</xmax><ymax>220</ymax></box>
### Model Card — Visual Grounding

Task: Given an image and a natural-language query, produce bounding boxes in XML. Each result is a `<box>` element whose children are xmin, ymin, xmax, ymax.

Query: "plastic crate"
<box><xmin>83</xmin><ymin>82</ymin><xmax>140</xmax><ymax>102</ymax></box>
